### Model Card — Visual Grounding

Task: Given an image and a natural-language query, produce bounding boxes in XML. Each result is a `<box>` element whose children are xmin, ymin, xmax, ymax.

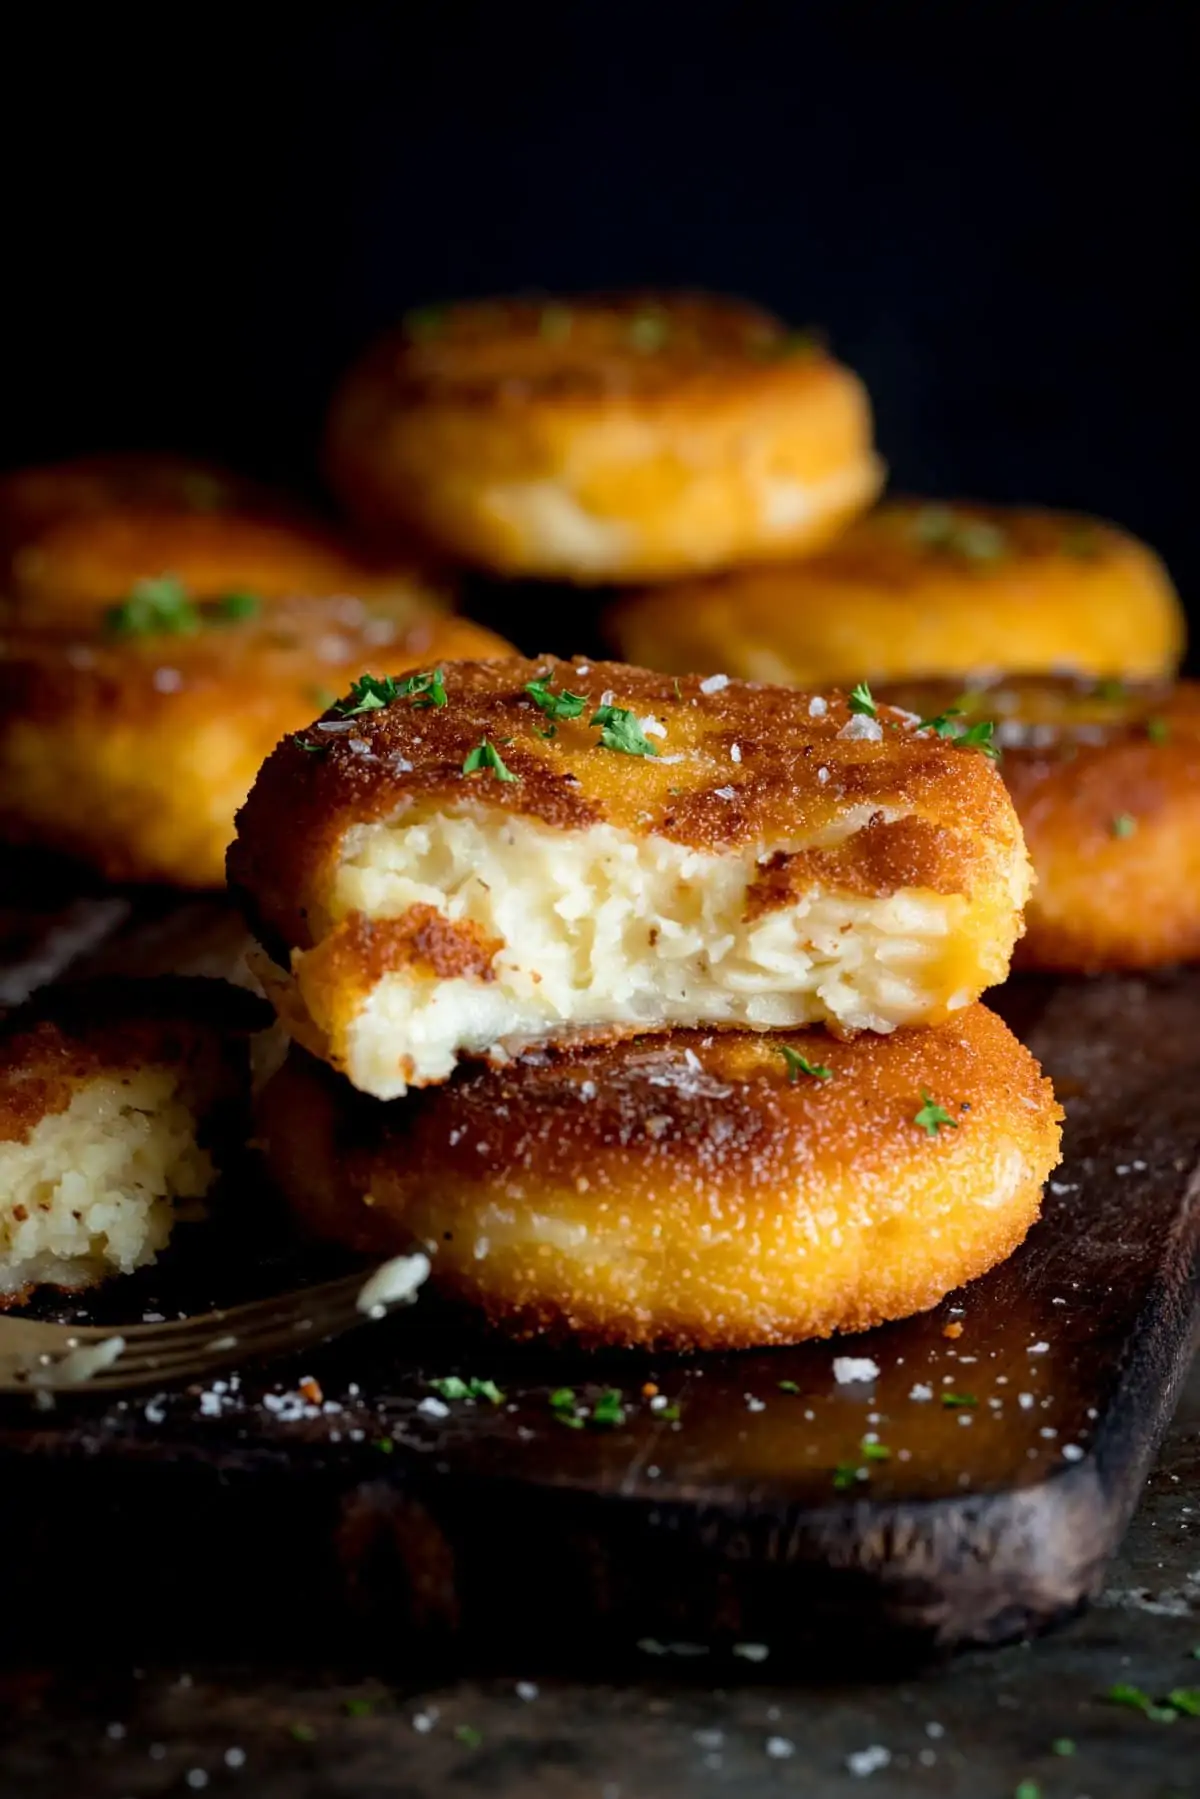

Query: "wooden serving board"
<box><xmin>0</xmin><ymin>888</ymin><xmax>1198</xmax><ymax>1669</ymax></box>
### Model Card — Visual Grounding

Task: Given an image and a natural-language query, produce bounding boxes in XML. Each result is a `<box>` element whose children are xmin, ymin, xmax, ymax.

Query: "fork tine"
<box><xmin>102</xmin><ymin>1292</ymin><xmax>372</xmax><ymax>1385</ymax></box>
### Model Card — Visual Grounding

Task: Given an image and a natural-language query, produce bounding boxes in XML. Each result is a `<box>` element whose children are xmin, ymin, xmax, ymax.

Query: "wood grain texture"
<box><xmin>0</xmin><ymin>893</ymin><xmax>1197</xmax><ymax>1667</ymax></box>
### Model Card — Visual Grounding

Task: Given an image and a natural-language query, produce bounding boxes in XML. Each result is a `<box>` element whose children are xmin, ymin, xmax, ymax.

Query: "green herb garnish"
<box><xmin>1146</xmin><ymin>716</ymin><xmax>1171</xmax><ymax>744</ymax></box>
<box><xmin>526</xmin><ymin>677</ymin><xmax>588</xmax><ymax>722</ymax></box>
<box><xmin>337</xmin><ymin>673</ymin><xmax>402</xmax><ymax>716</ymax></box>
<box><xmin>549</xmin><ymin>1387</ymin><xmax>584</xmax><ymax>1428</ymax></box>
<box><xmin>861</xmin><ymin>1439</ymin><xmax>891</xmax><ymax>1462</ymax></box>
<box><xmin>454</xmin><ymin>1724</ymin><xmax>483</xmax><ymax>1749</ymax></box>
<box><xmin>590</xmin><ymin>704</ymin><xmax>658</xmax><ymax>757</ymax></box>
<box><xmin>539</xmin><ymin>304</ymin><xmax>572</xmax><ymax>342</ymax></box>
<box><xmin>1110</xmin><ymin>813</ymin><xmax>1137</xmax><ymax>839</ymax></box>
<box><xmin>1013</xmin><ymin>1782</ymin><xmax>1041</xmax><ymax>1799</ymax></box>
<box><xmin>628</xmin><ymin>311</ymin><xmax>669</xmax><ymax>352</ymax></box>
<box><xmin>591</xmin><ymin>1389</ymin><xmax>626</xmax><ymax>1428</ymax></box>
<box><xmin>914</xmin><ymin>1089</ymin><xmax>959</xmax><ymax>1137</ymax></box>
<box><xmin>289</xmin><ymin>1722</ymin><xmax>317</xmax><ymax>1743</ymax></box>
<box><xmin>941</xmin><ymin>1392</ymin><xmax>977</xmax><ymax>1409</ymax></box>
<box><xmin>777</xmin><ymin>1380</ymin><xmax>800</xmax><ymax>1394</ymax></box>
<box><xmin>1051</xmin><ymin>1737</ymin><xmax>1075</xmax><ymax>1756</ymax></box>
<box><xmin>211</xmin><ymin>590</ymin><xmax>261</xmax><ymax>622</ymax></box>
<box><xmin>833</xmin><ymin>1463</ymin><xmax>861</xmax><ymax>1491</ymax></box>
<box><xmin>376</xmin><ymin>1437</ymin><xmax>394</xmax><ymax>1454</ymax></box>
<box><xmin>1103</xmin><ymin>1683</ymin><xmax>1179</xmax><ymax>1721</ymax></box>
<box><xmin>779</xmin><ymin>1045</ymin><xmax>833</xmax><ymax>1084</ymax></box>
<box><xmin>344</xmin><ymin>1699</ymin><xmax>374</xmax><ymax>1718</ymax></box>
<box><xmin>656</xmin><ymin>1403</ymin><xmax>681</xmax><ymax>1422</ymax></box>
<box><xmin>1094</xmin><ymin>677</ymin><xmax>1127</xmax><ymax>701</ymax></box>
<box><xmin>105</xmin><ymin>575</ymin><xmax>199</xmax><ymax>637</ymax></box>
<box><xmin>429</xmin><ymin>1376</ymin><xmax>505</xmax><ymax>1404</ymax></box>
<box><xmin>916</xmin><ymin>709</ymin><xmax>1000</xmax><ymax>759</ymax></box>
<box><xmin>847</xmin><ymin>681</ymin><xmax>877</xmax><ymax>717</ymax></box>
<box><xmin>398</xmin><ymin>666</ymin><xmax>447</xmax><ymax>709</ymax></box>
<box><xmin>1167</xmin><ymin>1689</ymin><xmax>1200</xmax><ymax>1716</ymax></box>
<box><xmin>463</xmin><ymin>739</ymin><xmax>517</xmax><ymax>781</ymax></box>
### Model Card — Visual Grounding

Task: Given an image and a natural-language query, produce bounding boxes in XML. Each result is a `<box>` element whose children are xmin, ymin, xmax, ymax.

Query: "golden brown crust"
<box><xmin>230</xmin><ymin>655</ymin><xmax>1025</xmax><ymax>956</ymax></box>
<box><xmin>0</xmin><ymin>976</ymin><xmax>267</xmax><ymax>1145</ymax></box>
<box><xmin>608</xmin><ymin>497</ymin><xmax>1184</xmax><ymax>683</ymax></box>
<box><xmin>879</xmin><ymin>673</ymin><xmax>1200</xmax><ymax>971</ymax></box>
<box><xmin>0</xmin><ymin>454</ymin><xmax>512</xmax><ymax>886</ymax></box>
<box><xmin>326</xmin><ymin>294</ymin><xmax>882</xmax><ymax>579</ymax></box>
<box><xmin>258</xmin><ymin>1006</ymin><xmax>1062</xmax><ymax>1349</ymax></box>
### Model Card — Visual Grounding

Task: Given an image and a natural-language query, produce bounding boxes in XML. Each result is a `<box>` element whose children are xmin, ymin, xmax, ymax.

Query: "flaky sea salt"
<box><xmin>699</xmin><ymin>673</ymin><xmax>729</xmax><ymax>694</ymax></box>
<box><xmin>833</xmin><ymin>1356</ymin><xmax>880</xmax><ymax>1385</ymax></box>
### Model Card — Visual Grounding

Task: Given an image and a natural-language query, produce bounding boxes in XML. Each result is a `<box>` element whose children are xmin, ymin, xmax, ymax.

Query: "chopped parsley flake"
<box><xmin>376</xmin><ymin>1437</ymin><xmax>394</xmax><ymax>1454</ymax></box>
<box><xmin>429</xmin><ymin>1376</ymin><xmax>505</xmax><ymax>1404</ymax></box>
<box><xmin>832</xmin><ymin>1463</ymin><xmax>861</xmax><ymax>1491</ymax></box>
<box><xmin>289</xmin><ymin>1722</ymin><xmax>317</xmax><ymax>1743</ymax></box>
<box><xmin>1014</xmin><ymin>1783</ymin><xmax>1041</xmax><ymax>1799</ymax></box>
<box><xmin>591</xmin><ymin>1389</ymin><xmax>626</xmax><ymax>1428</ymax></box>
<box><xmin>526</xmin><ymin>677</ymin><xmax>588</xmax><ymax>721</ymax></box>
<box><xmin>549</xmin><ymin>1386</ymin><xmax>584</xmax><ymax>1428</ymax></box>
<box><xmin>105</xmin><ymin>575</ymin><xmax>199</xmax><ymax>637</ymax></box>
<box><xmin>211</xmin><ymin>590</ymin><xmax>261</xmax><ymax>622</ymax></box>
<box><xmin>941</xmin><ymin>1392</ymin><xmax>977</xmax><ymax>1409</ymax></box>
<box><xmin>539</xmin><ymin>304</ymin><xmax>572</xmax><ymax>342</ymax></box>
<box><xmin>1146</xmin><ymin>716</ymin><xmax>1171</xmax><ymax>744</ymax></box>
<box><xmin>779</xmin><ymin>1045</ymin><xmax>833</xmax><ymax>1083</ymax></box>
<box><xmin>1094</xmin><ymin>677</ymin><xmax>1127</xmax><ymax>701</ymax></box>
<box><xmin>913</xmin><ymin>506</ymin><xmax>1007</xmax><ymax>561</ymax></box>
<box><xmin>590</xmin><ymin>704</ymin><xmax>658</xmax><ymax>757</ymax></box>
<box><xmin>847</xmin><ymin>681</ymin><xmax>877</xmax><ymax>718</ymax></box>
<box><xmin>1110</xmin><ymin>813</ymin><xmax>1137</xmax><ymax>839</ymax></box>
<box><xmin>914</xmin><ymin>1090</ymin><xmax>959</xmax><ymax>1137</ymax></box>
<box><xmin>1103</xmin><ymin>1683</ymin><xmax>1179</xmax><ymax>1721</ymax></box>
<box><xmin>344</xmin><ymin>1699</ymin><xmax>374</xmax><ymax>1718</ymax></box>
<box><xmin>336</xmin><ymin>673</ymin><xmax>402</xmax><ymax>716</ymax></box>
<box><xmin>777</xmin><ymin>1380</ymin><xmax>800</xmax><ymax>1394</ymax></box>
<box><xmin>860</xmin><ymin>1439</ymin><xmax>891</xmax><ymax>1461</ymax></box>
<box><xmin>463</xmin><ymin>739</ymin><xmax>517</xmax><ymax>781</ymax></box>
<box><xmin>628</xmin><ymin>311</ymin><xmax>669</xmax><ymax>352</ymax></box>
<box><xmin>1051</xmin><ymin>1737</ymin><xmax>1075</xmax><ymax>1756</ymax></box>
<box><xmin>1168</xmin><ymin>1688</ymin><xmax>1200</xmax><ymax>1716</ymax></box>
<box><xmin>656</xmin><ymin>1402</ymin><xmax>682</xmax><ymax>1422</ymax></box>
<box><xmin>397</xmin><ymin>666</ymin><xmax>448</xmax><ymax>708</ymax></box>
<box><xmin>917</xmin><ymin>709</ymin><xmax>1000</xmax><ymax>759</ymax></box>
<box><xmin>294</xmin><ymin>737</ymin><xmax>328</xmax><ymax>754</ymax></box>
<box><xmin>454</xmin><ymin>1725</ymin><xmax>483</xmax><ymax>1748</ymax></box>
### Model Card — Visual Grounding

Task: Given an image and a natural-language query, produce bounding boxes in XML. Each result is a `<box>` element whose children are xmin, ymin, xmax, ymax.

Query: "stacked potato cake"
<box><xmin>236</xmin><ymin>655</ymin><xmax>1061</xmax><ymax>1348</ymax></box>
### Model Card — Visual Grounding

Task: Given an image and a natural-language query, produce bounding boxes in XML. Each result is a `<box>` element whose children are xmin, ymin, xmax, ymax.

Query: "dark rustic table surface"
<box><xmin>2</xmin><ymin>1356</ymin><xmax>1195</xmax><ymax>1798</ymax></box>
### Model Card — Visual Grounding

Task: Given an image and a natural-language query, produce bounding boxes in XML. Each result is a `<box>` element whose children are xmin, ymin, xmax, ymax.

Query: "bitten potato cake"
<box><xmin>258</xmin><ymin>1006</ymin><xmax>1062</xmax><ymax>1349</ymax></box>
<box><xmin>325</xmin><ymin>294</ymin><xmax>883</xmax><ymax>581</ymax></box>
<box><xmin>879</xmin><ymin>673</ymin><xmax>1200</xmax><ymax>972</ymax></box>
<box><xmin>0</xmin><ymin>978</ymin><xmax>264</xmax><ymax>1301</ymax></box>
<box><xmin>230</xmin><ymin>657</ymin><xmax>1031</xmax><ymax>1100</ymax></box>
<box><xmin>0</xmin><ymin>453</ymin><xmax>512</xmax><ymax>886</ymax></box>
<box><xmin>608</xmin><ymin>499</ymin><xmax>1183</xmax><ymax>683</ymax></box>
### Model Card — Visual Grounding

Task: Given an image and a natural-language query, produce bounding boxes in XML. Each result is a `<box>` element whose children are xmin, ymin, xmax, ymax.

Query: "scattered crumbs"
<box><xmin>765</xmin><ymin>1736</ymin><xmax>795</xmax><ymax>1759</ymax></box>
<box><xmin>185</xmin><ymin>1774</ymin><xmax>209</xmax><ymax>1792</ymax></box>
<box><xmin>942</xmin><ymin>1321</ymin><xmax>964</xmax><ymax>1340</ymax></box>
<box><xmin>1018</xmin><ymin>1393</ymin><xmax>1035</xmax><ymax>1409</ymax></box>
<box><xmin>918</xmin><ymin>1748</ymin><xmax>937</xmax><ymax>1767</ymax></box>
<box><xmin>224</xmin><ymin>1747</ymin><xmax>247</xmax><ymax>1768</ymax></box>
<box><xmin>745</xmin><ymin>1395</ymin><xmax>766</xmax><ymax>1413</ymax></box>
<box><xmin>699</xmin><ymin>672</ymin><xmax>730</xmax><ymax>694</ymax></box>
<box><xmin>411</xmin><ymin>1711</ymin><xmax>437</xmax><ymax>1734</ymax></box>
<box><xmin>817</xmin><ymin>766</ymin><xmax>830</xmax><ymax>784</ymax></box>
<box><xmin>730</xmin><ymin>742</ymin><xmax>742</xmax><ymax>762</ymax></box>
<box><xmin>1049</xmin><ymin>1180</ymin><xmax>1078</xmax><ymax>1195</ymax></box>
<box><xmin>733</xmin><ymin>1642</ymin><xmax>770</xmax><ymax>1662</ymax></box>
<box><xmin>833</xmin><ymin>1356</ymin><xmax>880</xmax><ymax>1385</ymax></box>
<box><xmin>515</xmin><ymin>1681</ymin><xmax>539</xmax><ymax>1702</ymax></box>
<box><xmin>846</xmin><ymin>1745</ymin><xmax>892</xmax><ymax>1777</ymax></box>
<box><xmin>808</xmin><ymin>695</ymin><xmax>828</xmax><ymax>717</ymax></box>
<box><xmin>1028</xmin><ymin>1342</ymin><xmax>1049</xmax><ymax>1355</ymax></box>
<box><xmin>713</xmin><ymin>784</ymin><xmax>737</xmax><ymax>800</ymax></box>
<box><xmin>909</xmin><ymin>1383</ymin><xmax>933</xmax><ymax>1402</ymax></box>
<box><xmin>694</xmin><ymin>1728</ymin><xmax>724</xmax><ymax>1750</ymax></box>
<box><xmin>1040</xmin><ymin>1426</ymin><xmax>1058</xmax><ymax>1439</ymax></box>
<box><xmin>925</xmin><ymin>1721</ymin><xmax>945</xmax><ymax>1739</ymax></box>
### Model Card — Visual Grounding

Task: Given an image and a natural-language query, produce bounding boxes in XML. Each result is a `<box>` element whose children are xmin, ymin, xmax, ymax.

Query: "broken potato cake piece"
<box><xmin>230</xmin><ymin>657</ymin><xmax>1031</xmax><ymax>1099</ymax></box>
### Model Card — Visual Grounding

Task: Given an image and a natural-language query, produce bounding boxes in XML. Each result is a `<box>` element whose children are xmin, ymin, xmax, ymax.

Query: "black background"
<box><xmin>3</xmin><ymin>3</ymin><xmax>1195</xmax><ymax>622</ymax></box>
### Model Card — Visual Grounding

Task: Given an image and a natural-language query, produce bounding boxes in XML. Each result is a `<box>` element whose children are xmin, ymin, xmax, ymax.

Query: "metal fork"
<box><xmin>0</xmin><ymin>1262</ymin><xmax>414</xmax><ymax>1396</ymax></box>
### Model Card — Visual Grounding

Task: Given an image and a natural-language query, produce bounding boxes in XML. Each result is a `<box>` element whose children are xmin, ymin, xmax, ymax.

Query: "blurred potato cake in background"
<box><xmin>258</xmin><ymin>1005</ymin><xmax>1062</xmax><ymax>1350</ymax></box>
<box><xmin>230</xmin><ymin>657</ymin><xmax>1031</xmax><ymax>1101</ymax></box>
<box><xmin>325</xmin><ymin>294</ymin><xmax>883</xmax><ymax>582</ymax></box>
<box><xmin>0</xmin><ymin>977</ymin><xmax>264</xmax><ymax>1302</ymax></box>
<box><xmin>0</xmin><ymin>454</ymin><xmax>512</xmax><ymax>888</ymax></box>
<box><xmin>879</xmin><ymin>673</ymin><xmax>1200</xmax><ymax>973</ymax></box>
<box><xmin>607</xmin><ymin>499</ymin><xmax>1183</xmax><ymax>685</ymax></box>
